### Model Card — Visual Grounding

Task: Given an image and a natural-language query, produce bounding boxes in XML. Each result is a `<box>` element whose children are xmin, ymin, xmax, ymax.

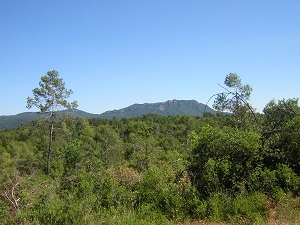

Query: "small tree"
<box><xmin>27</xmin><ymin>70</ymin><xmax>78</xmax><ymax>174</ymax></box>
<box><xmin>208</xmin><ymin>73</ymin><xmax>258</xmax><ymax>129</ymax></box>
<box><xmin>213</xmin><ymin>73</ymin><xmax>252</xmax><ymax>114</ymax></box>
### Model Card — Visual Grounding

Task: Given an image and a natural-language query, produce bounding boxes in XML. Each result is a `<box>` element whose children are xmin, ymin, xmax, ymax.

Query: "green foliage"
<box><xmin>213</xmin><ymin>73</ymin><xmax>252</xmax><ymax>113</ymax></box>
<box><xmin>204</xmin><ymin>193</ymin><xmax>268</xmax><ymax>224</ymax></box>
<box><xmin>26</xmin><ymin>70</ymin><xmax>78</xmax><ymax>174</ymax></box>
<box><xmin>263</xmin><ymin>98</ymin><xmax>300</xmax><ymax>132</ymax></box>
<box><xmin>212</xmin><ymin>73</ymin><xmax>258</xmax><ymax>131</ymax></box>
<box><xmin>94</xmin><ymin>124</ymin><xmax>124</xmax><ymax>168</ymax></box>
<box><xmin>0</xmin><ymin>200</ymin><xmax>10</xmax><ymax>225</ymax></box>
<box><xmin>227</xmin><ymin>192</ymin><xmax>268</xmax><ymax>224</ymax></box>
<box><xmin>1</xmin><ymin>104</ymin><xmax>300</xmax><ymax>224</ymax></box>
<box><xmin>3</xmin><ymin>70</ymin><xmax>295</xmax><ymax>224</ymax></box>
<box><xmin>63</xmin><ymin>142</ymin><xmax>82</xmax><ymax>174</ymax></box>
<box><xmin>276</xmin><ymin>164</ymin><xmax>300</xmax><ymax>193</ymax></box>
<box><xmin>189</xmin><ymin>125</ymin><xmax>262</xmax><ymax>195</ymax></box>
<box><xmin>279</xmin><ymin>116</ymin><xmax>300</xmax><ymax>174</ymax></box>
<box><xmin>26</xmin><ymin>70</ymin><xmax>78</xmax><ymax>113</ymax></box>
<box><xmin>135</xmin><ymin>165</ymin><xmax>184</xmax><ymax>219</ymax></box>
<box><xmin>248</xmin><ymin>167</ymin><xmax>278</xmax><ymax>193</ymax></box>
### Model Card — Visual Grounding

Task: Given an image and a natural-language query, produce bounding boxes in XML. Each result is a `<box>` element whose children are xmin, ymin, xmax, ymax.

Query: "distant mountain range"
<box><xmin>99</xmin><ymin>99</ymin><xmax>216</xmax><ymax>119</ymax></box>
<box><xmin>0</xmin><ymin>100</ymin><xmax>217</xmax><ymax>129</ymax></box>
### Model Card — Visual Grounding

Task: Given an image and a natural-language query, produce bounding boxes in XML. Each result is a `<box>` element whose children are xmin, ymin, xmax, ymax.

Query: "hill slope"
<box><xmin>99</xmin><ymin>99</ymin><xmax>216</xmax><ymax>119</ymax></box>
<box><xmin>0</xmin><ymin>110</ymin><xmax>99</xmax><ymax>129</ymax></box>
<box><xmin>0</xmin><ymin>100</ymin><xmax>216</xmax><ymax>129</ymax></box>
<box><xmin>0</xmin><ymin>112</ymin><xmax>40</xmax><ymax>129</ymax></box>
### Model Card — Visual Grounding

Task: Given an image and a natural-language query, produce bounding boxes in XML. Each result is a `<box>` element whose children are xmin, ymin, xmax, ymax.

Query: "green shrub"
<box><xmin>228</xmin><ymin>192</ymin><xmax>268</xmax><ymax>224</ymax></box>
<box><xmin>248</xmin><ymin>167</ymin><xmax>278</xmax><ymax>193</ymax></box>
<box><xmin>0</xmin><ymin>201</ymin><xmax>11</xmax><ymax>225</ymax></box>
<box><xmin>135</xmin><ymin>165</ymin><xmax>194</xmax><ymax>219</ymax></box>
<box><xmin>189</xmin><ymin>125</ymin><xmax>262</xmax><ymax>196</ymax></box>
<box><xmin>206</xmin><ymin>194</ymin><xmax>228</xmax><ymax>221</ymax></box>
<box><xmin>204</xmin><ymin>192</ymin><xmax>268</xmax><ymax>224</ymax></box>
<box><xmin>276</xmin><ymin>164</ymin><xmax>300</xmax><ymax>194</ymax></box>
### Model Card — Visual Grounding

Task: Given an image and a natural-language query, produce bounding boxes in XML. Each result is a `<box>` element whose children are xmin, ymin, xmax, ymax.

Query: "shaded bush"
<box><xmin>189</xmin><ymin>125</ymin><xmax>262</xmax><ymax>196</ymax></box>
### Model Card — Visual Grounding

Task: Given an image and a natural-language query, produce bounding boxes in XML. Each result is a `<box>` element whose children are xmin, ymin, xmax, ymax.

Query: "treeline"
<box><xmin>1</xmin><ymin>98</ymin><xmax>300</xmax><ymax>224</ymax></box>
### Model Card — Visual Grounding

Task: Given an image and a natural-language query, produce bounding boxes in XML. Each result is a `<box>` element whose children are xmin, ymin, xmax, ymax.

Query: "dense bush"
<box><xmin>1</xmin><ymin>108</ymin><xmax>300</xmax><ymax>224</ymax></box>
<box><xmin>189</xmin><ymin>125</ymin><xmax>262</xmax><ymax>196</ymax></box>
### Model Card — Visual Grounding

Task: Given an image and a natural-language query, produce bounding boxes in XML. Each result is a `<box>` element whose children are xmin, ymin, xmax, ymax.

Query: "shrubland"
<box><xmin>0</xmin><ymin>105</ymin><xmax>299</xmax><ymax>224</ymax></box>
<box><xmin>1</xmin><ymin>72</ymin><xmax>299</xmax><ymax>224</ymax></box>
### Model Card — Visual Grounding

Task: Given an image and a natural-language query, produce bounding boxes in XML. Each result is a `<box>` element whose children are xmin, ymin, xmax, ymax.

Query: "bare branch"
<box><xmin>1</xmin><ymin>173</ymin><xmax>20</xmax><ymax>211</ymax></box>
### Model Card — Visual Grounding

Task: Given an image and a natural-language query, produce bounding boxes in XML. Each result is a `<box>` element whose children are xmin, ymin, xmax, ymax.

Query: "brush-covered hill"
<box><xmin>99</xmin><ymin>99</ymin><xmax>216</xmax><ymax>119</ymax></box>
<box><xmin>0</xmin><ymin>100</ymin><xmax>216</xmax><ymax>129</ymax></box>
<box><xmin>0</xmin><ymin>110</ymin><xmax>99</xmax><ymax>129</ymax></box>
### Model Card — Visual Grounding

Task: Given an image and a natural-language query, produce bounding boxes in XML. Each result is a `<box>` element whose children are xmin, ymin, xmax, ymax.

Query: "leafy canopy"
<box><xmin>26</xmin><ymin>70</ymin><xmax>78</xmax><ymax>113</ymax></box>
<box><xmin>213</xmin><ymin>73</ymin><xmax>252</xmax><ymax>113</ymax></box>
<box><xmin>263</xmin><ymin>98</ymin><xmax>300</xmax><ymax>132</ymax></box>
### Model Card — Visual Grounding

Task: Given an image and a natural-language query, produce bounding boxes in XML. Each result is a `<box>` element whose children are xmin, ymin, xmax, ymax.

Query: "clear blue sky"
<box><xmin>1</xmin><ymin>1</ymin><xmax>299</xmax><ymax>115</ymax></box>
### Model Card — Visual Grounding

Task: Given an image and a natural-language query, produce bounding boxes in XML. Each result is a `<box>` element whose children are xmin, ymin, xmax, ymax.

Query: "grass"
<box><xmin>11</xmin><ymin>192</ymin><xmax>300</xmax><ymax>225</ymax></box>
<box><xmin>275</xmin><ymin>193</ymin><xmax>300</xmax><ymax>224</ymax></box>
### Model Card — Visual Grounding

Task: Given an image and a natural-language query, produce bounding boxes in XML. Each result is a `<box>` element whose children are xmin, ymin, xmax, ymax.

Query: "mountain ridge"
<box><xmin>0</xmin><ymin>100</ymin><xmax>217</xmax><ymax>129</ymax></box>
<box><xmin>100</xmin><ymin>99</ymin><xmax>216</xmax><ymax>119</ymax></box>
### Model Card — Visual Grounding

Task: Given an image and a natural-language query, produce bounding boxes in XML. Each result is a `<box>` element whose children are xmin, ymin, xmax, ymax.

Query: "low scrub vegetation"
<box><xmin>1</xmin><ymin>74</ymin><xmax>299</xmax><ymax>224</ymax></box>
<box><xmin>0</xmin><ymin>104</ymin><xmax>299</xmax><ymax>224</ymax></box>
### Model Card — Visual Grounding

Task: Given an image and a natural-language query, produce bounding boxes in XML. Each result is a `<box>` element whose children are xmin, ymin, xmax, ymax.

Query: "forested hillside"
<box><xmin>0</xmin><ymin>110</ymin><xmax>100</xmax><ymax>129</ymax></box>
<box><xmin>0</xmin><ymin>100</ymin><xmax>216</xmax><ymax>129</ymax></box>
<box><xmin>99</xmin><ymin>99</ymin><xmax>217</xmax><ymax>119</ymax></box>
<box><xmin>1</xmin><ymin>98</ymin><xmax>300</xmax><ymax>224</ymax></box>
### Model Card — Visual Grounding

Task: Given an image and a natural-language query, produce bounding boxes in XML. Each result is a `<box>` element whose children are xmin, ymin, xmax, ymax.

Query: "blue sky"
<box><xmin>1</xmin><ymin>1</ymin><xmax>299</xmax><ymax>115</ymax></box>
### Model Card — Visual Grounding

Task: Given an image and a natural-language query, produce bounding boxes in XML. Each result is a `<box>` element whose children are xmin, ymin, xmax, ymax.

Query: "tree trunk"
<box><xmin>47</xmin><ymin>120</ymin><xmax>54</xmax><ymax>174</ymax></box>
<box><xmin>104</xmin><ymin>146</ymin><xmax>108</xmax><ymax>169</ymax></box>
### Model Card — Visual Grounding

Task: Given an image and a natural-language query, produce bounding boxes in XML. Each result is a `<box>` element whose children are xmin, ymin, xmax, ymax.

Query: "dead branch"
<box><xmin>1</xmin><ymin>182</ymin><xmax>20</xmax><ymax>211</ymax></box>
<box><xmin>1</xmin><ymin>173</ymin><xmax>21</xmax><ymax>212</ymax></box>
